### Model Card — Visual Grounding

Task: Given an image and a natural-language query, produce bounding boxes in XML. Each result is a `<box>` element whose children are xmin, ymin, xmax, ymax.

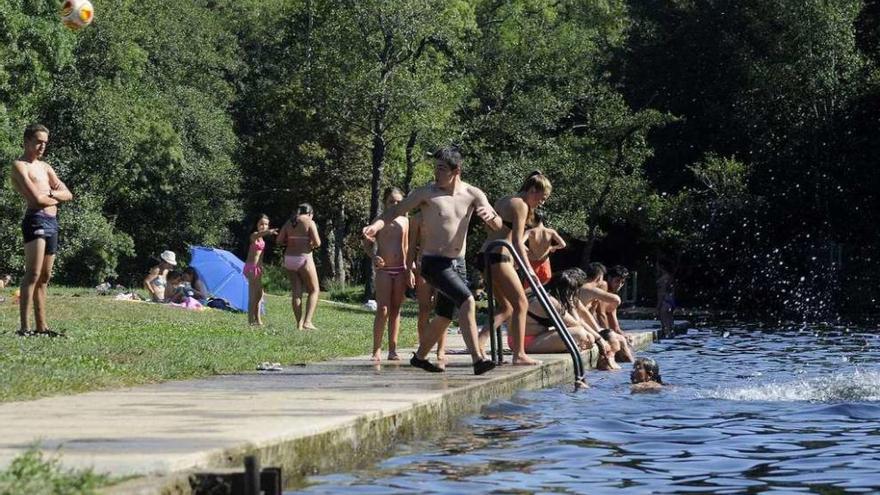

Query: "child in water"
<box><xmin>244</xmin><ymin>214</ymin><xmax>279</xmax><ymax>325</ymax></box>
<box><xmin>630</xmin><ymin>357</ymin><xmax>663</xmax><ymax>391</ymax></box>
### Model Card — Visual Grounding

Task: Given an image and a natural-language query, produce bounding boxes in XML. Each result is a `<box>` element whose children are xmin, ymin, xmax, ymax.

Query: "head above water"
<box><xmin>631</xmin><ymin>357</ymin><xmax>662</xmax><ymax>384</ymax></box>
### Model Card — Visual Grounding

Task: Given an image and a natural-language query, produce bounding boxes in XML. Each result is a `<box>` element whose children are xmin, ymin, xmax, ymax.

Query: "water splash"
<box><xmin>701</xmin><ymin>369</ymin><xmax>880</xmax><ymax>402</ymax></box>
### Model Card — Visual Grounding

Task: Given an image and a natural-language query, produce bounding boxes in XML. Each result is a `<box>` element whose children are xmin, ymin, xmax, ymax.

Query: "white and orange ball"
<box><xmin>60</xmin><ymin>0</ymin><xmax>94</xmax><ymax>31</ymax></box>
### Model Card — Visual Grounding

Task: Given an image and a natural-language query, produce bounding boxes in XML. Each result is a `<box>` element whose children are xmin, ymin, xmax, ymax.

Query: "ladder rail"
<box><xmin>482</xmin><ymin>239</ymin><xmax>586</xmax><ymax>385</ymax></box>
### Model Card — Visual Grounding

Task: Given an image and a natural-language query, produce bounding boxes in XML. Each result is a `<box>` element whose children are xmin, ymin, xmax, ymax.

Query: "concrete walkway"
<box><xmin>0</xmin><ymin>320</ymin><xmax>676</xmax><ymax>494</ymax></box>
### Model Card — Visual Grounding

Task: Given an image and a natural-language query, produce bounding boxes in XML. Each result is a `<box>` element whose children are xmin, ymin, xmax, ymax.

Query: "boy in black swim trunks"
<box><xmin>363</xmin><ymin>147</ymin><xmax>503</xmax><ymax>375</ymax></box>
<box><xmin>10</xmin><ymin>124</ymin><xmax>73</xmax><ymax>337</ymax></box>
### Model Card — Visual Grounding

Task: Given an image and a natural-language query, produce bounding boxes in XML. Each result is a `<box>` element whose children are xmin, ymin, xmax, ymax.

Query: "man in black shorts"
<box><xmin>11</xmin><ymin>124</ymin><xmax>73</xmax><ymax>337</ymax></box>
<box><xmin>363</xmin><ymin>147</ymin><xmax>503</xmax><ymax>374</ymax></box>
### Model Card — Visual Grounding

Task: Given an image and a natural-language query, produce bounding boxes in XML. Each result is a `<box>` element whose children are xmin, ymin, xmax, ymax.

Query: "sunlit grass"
<box><xmin>0</xmin><ymin>287</ymin><xmax>417</xmax><ymax>403</ymax></box>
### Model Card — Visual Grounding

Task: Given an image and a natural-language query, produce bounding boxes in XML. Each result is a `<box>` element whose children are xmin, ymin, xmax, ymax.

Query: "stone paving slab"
<box><xmin>0</xmin><ymin>322</ymin><xmax>673</xmax><ymax>494</ymax></box>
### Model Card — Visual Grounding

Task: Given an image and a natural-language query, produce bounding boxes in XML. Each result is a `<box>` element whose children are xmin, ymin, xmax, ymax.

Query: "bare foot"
<box><xmin>302</xmin><ymin>323</ymin><xmax>318</xmax><ymax>331</ymax></box>
<box><xmin>387</xmin><ymin>351</ymin><xmax>400</xmax><ymax>361</ymax></box>
<box><xmin>512</xmin><ymin>354</ymin><xmax>542</xmax><ymax>366</ymax></box>
<box><xmin>370</xmin><ymin>351</ymin><xmax>382</xmax><ymax>362</ymax></box>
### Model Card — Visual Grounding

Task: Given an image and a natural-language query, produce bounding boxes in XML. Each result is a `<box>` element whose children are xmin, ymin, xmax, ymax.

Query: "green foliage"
<box><xmin>0</xmin><ymin>448</ymin><xmax>106</xmax><ymax>495</ymax></box>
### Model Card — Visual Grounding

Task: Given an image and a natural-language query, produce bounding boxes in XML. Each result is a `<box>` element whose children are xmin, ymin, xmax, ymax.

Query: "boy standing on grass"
<box><xmin>363</xmin><ymin>147</ymin><xmax>503</xmax><ymax>375</ymax></box>
<box><xmin>10</xmin><ymin>124</ymin><xmax>73</xmax><ymax>337</ymax></box>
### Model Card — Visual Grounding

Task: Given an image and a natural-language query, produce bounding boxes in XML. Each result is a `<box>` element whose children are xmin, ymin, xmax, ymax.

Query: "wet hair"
<box><xmin>544</xmin><ymin>268</ymin><xmax>583</xmax><ymax>315</ymax></box>
<box><xmin>607</xmin><ymin>265</ymin><xmax>629</xmax><ymax>281</ymax></box>
<box><xmin>585</xmin><ymin>262</ymin><xmax>606</xmax><ymax>281</ymax></box>
<box><xmin>24</xmin><ymin>123</ymin><xmax>49</xmax><ymax>142</ymax></box>
<box><xmin>518</xmin><ymin>170</ymin><xmax>553</xmax><ymax>196</ymax></box>
<box><xmin>632</xmin><ymin>357</ymin><xmax>662</xmax><ymax>384</ymax></box>
<box><xmin>253</xmin><ymin>213</ymin><xmax>270</xmax><ymax>232</ymax></box>
<box><xmin>383</xmin><ymin>186</ymin><xmax>403</xmax><ymax>204</ymax></box>
<box><xmin>432</xmin><ymin>146</ymin><xmax>463</xmax><ymax>169</ymax></box>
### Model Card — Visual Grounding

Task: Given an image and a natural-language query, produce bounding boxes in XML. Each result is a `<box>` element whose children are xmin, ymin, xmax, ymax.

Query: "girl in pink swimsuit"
<box><xmin>244</xmin><ymin>214</ymin><xmax>278</xmax><ymax>325</ymax></box>
<box><xmin>277</xmin><ymin>203</ymin><xmax>322</xmax><ymax>330</ymax></box>
<box><xmin>362</xmin><ymin>187</ymin><xmax>410</xmax><ymax>361</ymax></box>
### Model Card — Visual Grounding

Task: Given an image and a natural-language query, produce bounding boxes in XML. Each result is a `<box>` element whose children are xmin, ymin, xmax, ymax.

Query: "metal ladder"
<box><xmin>482</xmin><ymin>239</ymin><xmax>586</xmax><ymax>388</ymax></box>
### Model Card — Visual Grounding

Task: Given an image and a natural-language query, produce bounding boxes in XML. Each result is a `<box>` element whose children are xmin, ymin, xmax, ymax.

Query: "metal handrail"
<box><xmin>482</xmin><ymin>239</ymin><xmax>586</xmax><ymax>387</ymax></box>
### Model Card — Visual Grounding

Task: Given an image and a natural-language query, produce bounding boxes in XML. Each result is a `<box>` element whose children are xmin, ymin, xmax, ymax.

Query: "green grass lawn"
<box><xmin>0</xmin><ymin>287</ymin><xmax>417</xmax><ymax>403</ymax></box>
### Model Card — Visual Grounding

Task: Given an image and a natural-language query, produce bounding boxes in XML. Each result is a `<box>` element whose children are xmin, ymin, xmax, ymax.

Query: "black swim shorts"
<box><xmin>21</xmin><ymin>209</ymin><xmax>60</xmax><ymax>255</ymax></box>
<box><xmin>420</xmin><ymin>255</ymin><xmax>471</xmax><ymax>320</ymax></box>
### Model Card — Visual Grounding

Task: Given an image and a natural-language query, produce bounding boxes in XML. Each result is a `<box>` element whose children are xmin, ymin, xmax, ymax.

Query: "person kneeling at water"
<box><xmin>630</xmin><ymin>357</ymin><xmax>663</xmax><ymax>391</ymax></box>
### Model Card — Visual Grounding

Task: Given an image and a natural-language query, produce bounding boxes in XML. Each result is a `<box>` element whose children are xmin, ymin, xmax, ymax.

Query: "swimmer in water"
<box><xmin>630</xmin><ymin>357</ymin><xmax>663</xmax><ymax>391</ymax></box>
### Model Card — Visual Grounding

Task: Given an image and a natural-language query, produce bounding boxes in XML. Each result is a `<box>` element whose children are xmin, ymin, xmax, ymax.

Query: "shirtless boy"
<box><xmin>11</xmin><ymin>124</ymin><xmax>73</xmax><ymax>337</ymax></box>
<box><xmin>363</xmin><ymin>147</ymin><xmax>502</xmax><ymax>375</ymax></box>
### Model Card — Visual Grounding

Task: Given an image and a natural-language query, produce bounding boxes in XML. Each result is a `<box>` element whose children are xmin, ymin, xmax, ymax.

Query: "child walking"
<box><xmin>244</xmin><ymin>214</ymin><xmax>278</xmax><ymax>325</ymax></box>
<box><xmin>363</xmin><ymin>187</ymin><xmax>410</xmax><ymax>361</ymax></box>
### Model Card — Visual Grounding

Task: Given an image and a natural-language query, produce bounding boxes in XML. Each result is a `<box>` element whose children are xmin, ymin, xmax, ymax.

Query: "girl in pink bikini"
<box><xmin>277</xmin><ymin>203</ymin><xmax>321</xmax><ymax>330</ymax></box>
<box><xmin>244</xmin><ymin>214</ymin><xmax>278</xmax><ymax>325</ymax></box>
<box><xmin>363</xmin><ymin>187</ymin><xmax>410</xmax><ymax>361</ymax></box>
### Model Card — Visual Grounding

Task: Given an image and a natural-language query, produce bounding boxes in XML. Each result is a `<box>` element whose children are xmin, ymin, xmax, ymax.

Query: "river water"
<box><xmin>290</xmin><ymin>328</ymin><xmax>880</xmax><ymax>494</ymax></box>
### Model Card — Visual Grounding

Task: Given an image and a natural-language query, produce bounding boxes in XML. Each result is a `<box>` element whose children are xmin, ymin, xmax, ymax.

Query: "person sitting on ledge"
<box><xmin>630</xmin><ymin>357</ymin><xmax>663</xmax><ymax>391</ymax></box>
<box><xmin>520</xmin><ymin>269</ymin><xmax>594</xmax><ymax>354</ymax></box>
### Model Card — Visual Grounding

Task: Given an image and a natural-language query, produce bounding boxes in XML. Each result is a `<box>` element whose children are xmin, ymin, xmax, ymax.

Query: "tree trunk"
<box><xmin>363</xmin><ymin>119</ymin><xmax>386</xmax><ymax>301</ymax></box>
<box><xmin>334</xmin><ymin>205</ymin><xmax>347</xmax><ymax>286</ymax></box>
<box><xmin>317</xmin><ymin>216</ymin><xmax>333</xmax><ymax>288</ymax></box>
<box><xmin>580</xmin><ymin>224</ymin><xmax>599</xmax><ymax>268</ymax></box>
<box><xmin>404</xmin><ymin>130</ymin><xmax>418</xmax><ymax>194</ymax></box>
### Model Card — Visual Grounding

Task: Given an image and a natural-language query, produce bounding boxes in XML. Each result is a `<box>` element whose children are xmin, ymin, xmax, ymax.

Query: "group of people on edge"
<box><xmin>8</xmin><ymin>126</ymin><xmax>663</xmax><ymax>388</ymax></box>
<box><xmin>362</xmin><ymin>146</ymin><xmax>648</xmax><ymax>378</ymax></box>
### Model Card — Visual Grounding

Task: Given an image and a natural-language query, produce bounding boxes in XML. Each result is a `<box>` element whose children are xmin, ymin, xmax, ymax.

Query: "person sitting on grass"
<box><xmin>182</xmin><ymin>267</ymin><xmax>209</xmax><ymax>303</ymax></box>
<box><xmin>520</xmin><ymin>269</ymin><xmax>594</xmax><ymax>354</ymax></box>
<box><xmin>630</xmin><ymin>357</ymin><xmax>663</xmax><ymax>391</ymax></box>
<box><xmin>144</xmin><ymin>250</ymin><xmax>177</xmax><ymax>302</ymax></box>
<box><xmin>163</xmin><ymin>270</ymin><xmax>186</xmax><ymax>303</ymax></box>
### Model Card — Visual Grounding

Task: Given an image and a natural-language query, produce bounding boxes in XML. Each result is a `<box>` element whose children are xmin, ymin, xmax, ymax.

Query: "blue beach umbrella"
<box><xmin>189</xmin><ymin>246</ymin><xmax>248</xmax><ymax>312</ymax></box>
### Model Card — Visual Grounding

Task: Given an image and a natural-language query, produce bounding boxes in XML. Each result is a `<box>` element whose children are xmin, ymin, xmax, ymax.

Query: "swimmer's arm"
<box><xmin>308</xmin><ymin>219</ymin><xmax>321</xmax><ymax>249</ymax></box>
<box><xmin>10</xmin><ymin>161</ymin><xmax>58</xmax><ymax>207</ymax></box>
<box><xmin>472</xmin><ymin>187</ymin><xmax>502</xmax><ymax>231</ymax></box>
<box><xmin>46</xmin><ymin>165</ymin><xmax>72</xmax><ymax>202</ymax></box>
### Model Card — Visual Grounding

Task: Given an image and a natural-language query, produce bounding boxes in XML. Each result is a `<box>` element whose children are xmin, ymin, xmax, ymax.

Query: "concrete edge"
<box><xmin>102</xmin><ymin>331</ymin><xmax>655</xmax><ymax>495</ymax></box>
